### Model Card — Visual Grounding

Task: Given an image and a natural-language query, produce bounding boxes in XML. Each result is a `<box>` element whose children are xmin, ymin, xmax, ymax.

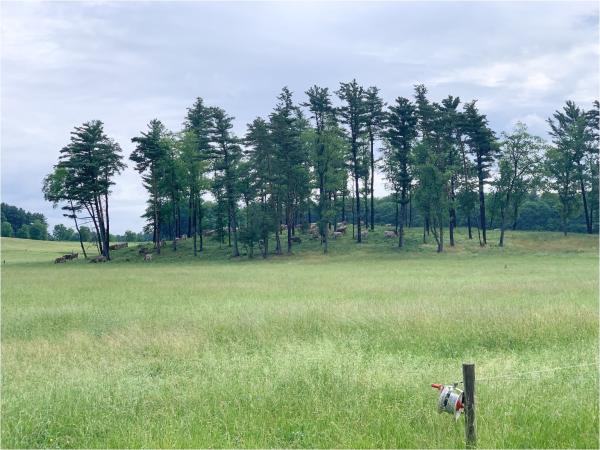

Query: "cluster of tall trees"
<box><xmin>42</xmin><ymin>82</ymin><xmax>598</xmax><ymax>259</ymax></box>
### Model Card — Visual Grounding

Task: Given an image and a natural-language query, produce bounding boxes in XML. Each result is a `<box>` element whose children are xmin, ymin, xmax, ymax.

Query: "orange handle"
<box><xmin>431</xmin><ymin>383</ymin><xmax>443</xmax><ymax>390</ymax></box>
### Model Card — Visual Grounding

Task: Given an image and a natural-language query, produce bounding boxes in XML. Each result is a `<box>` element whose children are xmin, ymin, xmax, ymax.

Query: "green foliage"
<box><xmin>1</xmin><ymin>203</ymin><xmax>47</xmax><ymax>236</ymax></box>
<box><xmin>52</xmin><ymin>224</ymin><xmax>74</xmax><ymax>241</ymax></box>
<box><xmin>2</xmin><ymin>221</ymin><xmax>14</xmax><ymax>237</ymax></box>
<box><xmin>16</xmin><ymin>224</ymin><xmax>30</xmax><ymax>239</ymax></box>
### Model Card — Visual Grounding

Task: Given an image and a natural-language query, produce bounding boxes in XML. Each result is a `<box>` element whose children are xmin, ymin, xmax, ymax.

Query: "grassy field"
<box><xmin>1</xmin><ymin>228</ymin><xmax>598</xmax><ymax>448</ymax></box>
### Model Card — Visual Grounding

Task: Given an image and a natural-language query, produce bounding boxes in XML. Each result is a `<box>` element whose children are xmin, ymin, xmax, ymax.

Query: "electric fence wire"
<box><xmin>451</xmin><ymin>361</ymin><xmax>599</xmax><ymax>385</ymax></box>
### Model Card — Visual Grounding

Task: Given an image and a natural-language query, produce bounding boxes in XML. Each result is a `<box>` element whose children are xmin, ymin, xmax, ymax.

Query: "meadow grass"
<box><xmin>1</xmin><ymin>228</ymin><xmax>598</xmax><ymax>448</ymax></box>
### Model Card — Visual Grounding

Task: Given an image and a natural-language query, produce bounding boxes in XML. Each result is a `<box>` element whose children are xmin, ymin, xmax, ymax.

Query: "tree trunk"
<box><xmin>188</xmin><ymin>194</ymin><xmax>193</xmax><ymax>237</ymax></box>
<box><xmin>70</xmin><ymin>201</ymin><xmax>87</xmax><ymax>259</ymax></box>
<box><xmin>477</xmin><ymin>157</ymin><xmax>487</xmax><ymax>245</ymax></box>
<box><xmin>363</xmin><ymin>174</ymin><xmax>369</xmax><ymax>230</ymax></box>
<box><xmin>370</xmin><ymin>134</ymin><xmax>375</xmax><ymax>231</ymax></box>
<box><xmin>193</xmin><ymin>196</ymin><xmax>198</xmax><ymax>256</ymax></box>
<box><xmin>578</xmin><ymin>166</ymin><xmax>592</xmax><ymax>233</ymax></box>
<box><xmin>449</xmin><ymin>176</ymin><xmax>456</xmax><ymax>247</ymax></box>
<box><xmin>355</xmin><ymin>175</ymin><xmax>361</xmax><ymax>242</ymax></box>
<box><xmin>408</xmin><ymin>193</ymin><xmax>412</xmax><ymax>227</ymax></box>
<box><xmin>229</xmin><ymin>199</ymin><xmax>239</xmax><ymax>257</ymax></box>
<box><xmin>399</xmin><ymin>188</ymin><xmax>407</xmax><ymax>248</ymax></box>
<box><xmin>286</xmin><ymin>205</ymin><xmax>292</xmax><ymax>254</ymax></box>
<box><xmin>152</xmin><ymin>177</ymin><xmax>160</xmax><ymax>255</ymax></box>
<box><xmin>467</xmin><ymin>216</ymin><xmax>473</xmax><ymax>239</ymax></box>
<box><xmin>395</xmin><ymin>194</ymin><xmax>399</xmax><ymax>235</ymax></box>
<box><xmin>103</xmin><ymin>192</ymin><xmax>111</xmax><ymax>260</ymax></box>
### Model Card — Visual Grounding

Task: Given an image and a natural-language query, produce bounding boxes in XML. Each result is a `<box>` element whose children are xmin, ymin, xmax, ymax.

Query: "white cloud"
<box><xmin>1</xmin><ymin>1</ymin><xmax>598</xmax><ymax>233</ymax></box>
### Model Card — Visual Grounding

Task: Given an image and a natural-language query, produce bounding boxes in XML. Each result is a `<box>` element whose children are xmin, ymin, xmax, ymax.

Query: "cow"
<box><xmin>384</xmin><ymin>230</ymin><xmax>397</xmax><ymax>238</ymax></box>
<box><xmin>70</xmin><ymin>253</ymin><xmax>79</xmax><ymax>259</ymax></box>
<box><xmin>54</xmin><ymin>257</ymin><xmax>66</xmax><ymax>264</ymax></box>
<box><xmin>144</xmin><ymin>253</ymin><xmax>153</xmax><ymax>262</ymax></box>
<box><xmin>63</xmin><ymin>254</ymin><xmax>73</xmax><ymax>261</ymax></box>
<box><xmin>337</xmin><ymin>225</ymin><xmax>348</xmax><ymax>234</ymax></box>
<box><xmin>204</xmin><ymin>229</ymin><xmax>216</xmax><ymax>237</ymax></box>
<box><xmin>181</xmin><ymin>234</ymin><xmax>187</xmax><ymax>240</ymax></box>
<box><xmin>332</xmin><ymin>231</ymin><xmax>343</xmax><ymax>240</ymax></box>
<box><xmin>90</xmin><ymin>255</ymin><xmax>107</xmax><ymax>263</ymax></box>
<box><xmin>360</xmin><ymin>230</ymin><xmax>369</xmax><ymax>240</ymax></box>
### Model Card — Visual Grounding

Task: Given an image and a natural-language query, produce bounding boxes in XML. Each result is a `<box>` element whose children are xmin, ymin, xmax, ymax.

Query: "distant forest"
<box><xmin>32</xmin><ymin>82</ymin><xmax>600</xmax><ymax>259</ymax></box>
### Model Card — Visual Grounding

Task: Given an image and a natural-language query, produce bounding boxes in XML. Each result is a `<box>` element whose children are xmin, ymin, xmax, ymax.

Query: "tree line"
<box><xmin>42</xmin><ymin>82</ymin><xmax>599</xmax><ymax>259</ymax></box>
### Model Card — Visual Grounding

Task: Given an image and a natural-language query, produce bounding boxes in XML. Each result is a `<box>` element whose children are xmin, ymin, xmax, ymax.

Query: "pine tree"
<box><xmin>55</xmin><ymin>120</ymin><xmax>125</xmax><ymax>259</ymax></box>
<box><xmin>131</xmin><ymin>119</ymin><xmax>169</xmax><ymax>253</ymax></box>
<box><xmin>462</xmin><ymin>101</ymin><xmax>498</xmax><ymax>246</ymax></box>
<box><xmin>383</xmin><ymin>96</ymin><xmax>418</xmax><ymax>247</ymax></box>
<box><xmin>364</xmin><ymin>86</ymin><xmax>385</xmax><ymax>231</ymax></box>
<box><xmin>209</xmin><ymin>106</ymin><xmax>242</xmax><ymax>257</ymax></box>
<box><xmin>336</xmin><ymin>80</ymin><xmax>367</xmax><ymax>242</ymax></box>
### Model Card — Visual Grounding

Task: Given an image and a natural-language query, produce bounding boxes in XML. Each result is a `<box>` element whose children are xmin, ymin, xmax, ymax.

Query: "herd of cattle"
<box><xmin>53</xmin><ymin>226</ymin><xmax>401</xmax><ymax>263</ymax></box>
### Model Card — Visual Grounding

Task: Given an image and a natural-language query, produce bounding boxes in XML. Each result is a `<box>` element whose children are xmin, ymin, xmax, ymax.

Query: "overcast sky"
<box><xmin>1</xmin><ymin>1</ymin><xmax>598</xmax><ymax>234</ymax></box>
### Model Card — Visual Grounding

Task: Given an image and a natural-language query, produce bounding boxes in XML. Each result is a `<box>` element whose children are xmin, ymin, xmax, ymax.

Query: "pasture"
<box><xmin>1</xmin><ymin>229</ymin><xmax>598</xmax><ymax>448</ymax></box>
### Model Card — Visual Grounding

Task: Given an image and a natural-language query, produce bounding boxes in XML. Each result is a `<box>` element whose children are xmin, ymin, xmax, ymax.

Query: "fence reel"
<box><xmin>431</xmin><ymin>383</ymin><xmax>464</xmax><ymax>419</ymax></box>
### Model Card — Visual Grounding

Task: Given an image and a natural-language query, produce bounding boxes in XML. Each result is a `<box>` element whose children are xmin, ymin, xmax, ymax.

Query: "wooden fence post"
<box><xmin>462</xmin><ymin>363</ymin><xmax>476</xmax><ymax>449</ymax></box>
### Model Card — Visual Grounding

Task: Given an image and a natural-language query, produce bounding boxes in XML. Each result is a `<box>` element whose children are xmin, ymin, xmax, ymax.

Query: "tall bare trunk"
<box><xmin>370</xmin><ymin>134</ymin><xmax>375</xmax><ymax>231</ymax></box>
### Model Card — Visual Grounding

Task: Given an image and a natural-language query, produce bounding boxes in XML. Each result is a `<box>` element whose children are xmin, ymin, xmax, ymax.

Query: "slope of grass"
<box><xmin>1</xmin><ymin>229</ymin><xmax>598</xmax><ymax>448</ymax></box>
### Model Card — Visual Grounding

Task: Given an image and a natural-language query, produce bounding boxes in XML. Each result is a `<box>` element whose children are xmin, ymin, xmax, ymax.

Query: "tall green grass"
<box><xmin>1</xmin><ymin>229</ymin><xmax>598</xmax><ymax>448</ymax></box>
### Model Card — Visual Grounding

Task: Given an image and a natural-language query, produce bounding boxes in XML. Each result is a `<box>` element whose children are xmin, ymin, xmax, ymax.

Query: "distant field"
<box><xmin>1</xmin><ymin>229</ymin><xmax>598</xmax><ymax>448</ymax></box>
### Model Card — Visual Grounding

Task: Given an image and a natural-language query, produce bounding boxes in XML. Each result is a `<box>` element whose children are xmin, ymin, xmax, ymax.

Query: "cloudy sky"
<box><xmin>1</xmin><ymin>1</ymin><xmax>598</xmax><ymax>234</ymax></box>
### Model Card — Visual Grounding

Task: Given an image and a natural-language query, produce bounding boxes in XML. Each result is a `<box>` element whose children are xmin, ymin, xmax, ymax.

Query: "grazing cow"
<box><xmin>337</xmin><ymin>225</ymin><xmax>348</xmax><ymax>234</ymax></box>
<box><xmin>181</xmin><ymin>234</ymin><xmax>187</xmax><ymax>240</ymax></box>
<box><xmin>384</xmin><ymin>230</ymin><xmax>397</xmax><ymax>238</ymax></box>
<box><xmin>144</xmin><ymin>253</ymin><xmax>152</xmax><ymax>262</ymax></box>
<box><xmin>90</xmin><ymin>255</ymin><xmax>107</xmax><ymax>263</ymax></box>
<box><xmin>332</xmin><ymin>231</ymin><xmax>343</xmax><ymax>239</ymax></box>
<box><xmin>360</xmin><ymin>230</ymin><xmax>369</xmax><ymax>240</ymax></box>
<box><xmin>54</xmin><ymin>257</ymin><xmax>66</xmax><ymax>264</ymax></box>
